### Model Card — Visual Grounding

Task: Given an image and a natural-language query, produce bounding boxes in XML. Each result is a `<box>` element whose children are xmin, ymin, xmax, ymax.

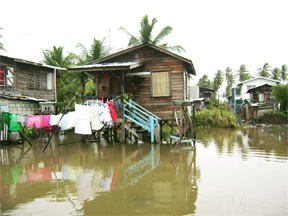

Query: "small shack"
<box><xmin>68</xmin><ymin>43</ymin><xmax>196</xmax><ymax>143</ymax></box>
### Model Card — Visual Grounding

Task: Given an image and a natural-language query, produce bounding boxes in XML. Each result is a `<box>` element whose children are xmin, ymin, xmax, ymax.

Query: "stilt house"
<box><xmin>68</xmin><ymin>43</ymin><xmax>196</xmax><ymax>142</ymax></box>
<box><xmin>69</xmin><ymin>43</ymin><xmax>196</xmax><ymax>118</ymax></box>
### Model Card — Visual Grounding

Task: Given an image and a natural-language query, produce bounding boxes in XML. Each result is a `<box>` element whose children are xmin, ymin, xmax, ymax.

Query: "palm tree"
<box><xmin>213</xmin><ymin>70</ymin><xmax>224</xmax><ymax>99</ymax></box>
<box><xmin>76</xmin><ymin>37</ymin><xmax>109</xmax><ymax>65</ymax></box>
<box><xmin>119</xmin><ymin>14</ymin><xmax>185</xmax><ymax>53</ymax></box>
<box><xmin>280</xmin><ymin>64</ymin><xmax>288</xmax><ymax>82</ymax></box>
<box><xmin>225</xmin><ymin>67</ymin><xmax>235</xmax><ymax>96</ymax></box>
<box><xmin>237</xmin><ymin>64</ymin><xmax>252</xmax><ymax>82</ymax></box>
<box><xmin>75</xmin><ymin>37</ymin><xmax>110</xmax><ymax>95</ymax></box>
<box><xmin>0</xmin><ymin>27</ymin><xmax>6</xmax><ymax>51</ymax></box>
<box><xmin>42</xmin><ymin>46</ymin><xmax>79</xmax><ymax>105</ymax></box>
<box><xmin>197</xmin><ymin>74</ymin><xmax>212</xmax><ymax>89</ymax></box>
<box><xmin>257</xmin><ymin>63</ymin><xmax>271</xmax><ymax>77</ymax></box>
<box><xmin>271</xmin><ymin>67</ymin><xmax>281</xmax><ymax>81</ymax></box>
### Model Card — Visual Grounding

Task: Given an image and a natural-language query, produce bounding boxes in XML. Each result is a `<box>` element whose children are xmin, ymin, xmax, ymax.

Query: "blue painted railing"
<box><xmin>124</xmin><ymin>99</ymin><xmax>161</xmax><ymax>143</ymax></box>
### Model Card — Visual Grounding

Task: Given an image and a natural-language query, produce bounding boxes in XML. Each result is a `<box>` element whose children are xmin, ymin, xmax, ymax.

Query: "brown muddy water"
<box><xmin>1</xmin><ymin>126</ymin><xmax>287</xmax><ymax>216</ymax></box>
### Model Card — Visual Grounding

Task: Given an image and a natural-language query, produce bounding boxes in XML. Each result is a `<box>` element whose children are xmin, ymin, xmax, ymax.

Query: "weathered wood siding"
<box><xmin>0</xmin><ymin>56</ymin><xmax>55</xmax><ymax>101</ymax></box>
<box><xmin>103</xmin><ymin>46</ymin><xmax>186</xmax><ymax>120</ymax></box>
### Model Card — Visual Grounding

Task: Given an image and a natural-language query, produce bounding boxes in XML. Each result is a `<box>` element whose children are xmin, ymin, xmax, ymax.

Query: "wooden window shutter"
<box><xmin>35</xmin><ymin>73</ymin><xmax>40</xmax><ymax>89</ymax></box>
<box><xmin>6</xmin><ymin>67</ymin><xmax>14</xmax><ymax>86</ymax></box>
<box><xmin>152</xmin><ymin>72</ymin><xmax>170</xmax><ymax>97</ymax></box>
<box><xmin>28</xmin><ymin>71</ymin><xmax>34</xmax><ymax>88</ymax></box>
<box><xmin>0</xmin><ymin>67</ymin><xmax>5</xmax><ymax>86</ymax></box>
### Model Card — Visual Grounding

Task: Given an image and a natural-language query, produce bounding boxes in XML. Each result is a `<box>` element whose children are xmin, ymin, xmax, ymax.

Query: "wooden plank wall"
<box><xmin>104</xmin><ymin>46</ymin><xmax>186</xmax><ymax>120</ymax></box>
<box><xmin>0</xmin><ymin>57</ymin><xmax>55</xmax><ymax>101</ymax></box>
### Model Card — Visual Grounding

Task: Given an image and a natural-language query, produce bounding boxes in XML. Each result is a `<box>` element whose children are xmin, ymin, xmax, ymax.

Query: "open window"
<box><xmin>0</xmin><ymin>66</ymin><xmax>15</xmax><ymax>86</ymax></box>
<box><xmin>152</xmin><ymin>71</ymin><xmax>170</xmax><ymax>97</ymax></box>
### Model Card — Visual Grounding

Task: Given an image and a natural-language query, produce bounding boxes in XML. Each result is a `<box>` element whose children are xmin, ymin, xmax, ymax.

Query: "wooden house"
<box><xmin>246</xmin><ymin>84</ymin><xmax>276</xmax><ymax>104</ymax></box>
<box><xmin>199</xmin><ymin>87</ymin><xmax>214</xmax><ymax>106</ymax></box>
<box><xmin>68</xmin><ymin>43</ymin><xmax>196</xmax><ymax>119</ymax></box>
<box><xmin>68</xmin><ymin>43</ymin><xmax>196</xmax><ymax>142</ymax></box>
<box><xmin>0</xmin><ymin>55</ymin><xmax>65</xmax><ymax>115</ymax></box>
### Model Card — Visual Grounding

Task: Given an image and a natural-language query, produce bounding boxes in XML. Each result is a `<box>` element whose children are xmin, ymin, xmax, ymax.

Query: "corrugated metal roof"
<box><xmin>0</xmin><ymin>54</ymin><xmax>67</xmax><ymax>70</ymax></box>
<box><xmin>70</xmin><ymin>61</ymin><xmax>143</xmax><ymax>69</ymax></box>
<box><xmin>0</xmin><ymin>95</ymin><xmax>47</xmax><ymax>102</ymax></box>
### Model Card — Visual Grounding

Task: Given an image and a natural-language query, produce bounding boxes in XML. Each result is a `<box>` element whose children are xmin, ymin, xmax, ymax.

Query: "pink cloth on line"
<box><xmin>34</xmin><ymin>116</ymin><xmax>43</xmax><ymax>128</ymax></box>
<box><xmin>26</xmin><ymin>116</ymin><xmax>43</xmax><ymax>128</ymax></box>
<box><xmin>41</xmin><ymin>115</ymin><xmax>51</xmax><ymax>127</ymax></box>
<box><xmin>26</xmin><ymin>116</ymin><xmax>35</xmax><ymax>128</ymax></box>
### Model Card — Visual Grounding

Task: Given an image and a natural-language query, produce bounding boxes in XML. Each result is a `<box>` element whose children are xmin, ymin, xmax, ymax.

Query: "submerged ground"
<box><xmin>1</xmin><ymin>126</ymin><xmax>287</xmax><ymax>215</ymax></box>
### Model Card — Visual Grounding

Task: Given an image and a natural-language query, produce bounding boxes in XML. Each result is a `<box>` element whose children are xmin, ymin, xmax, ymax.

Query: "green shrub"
<box><xmin>195</xmin><ymin>108</ymin><xmax>238</xmax><ymax>128</ymax></box>
<box><xmin>258</xmin><ymin>110</ymin><xmax>288</xmax><ymax>124</ymax></box>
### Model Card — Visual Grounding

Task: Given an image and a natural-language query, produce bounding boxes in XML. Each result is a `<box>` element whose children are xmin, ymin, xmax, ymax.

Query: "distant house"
<box><xmin>247</xmin><ymin>84</ymin><xmax>276</xmax><ymax>104</ymax></box>
<box><xmin>199</xmin><ymin>87</ymin><xmax>214</xmax><ymax>106</ymax></box>
<box><xmin>0</xmin><ymin>55</ymin><xmax>65</xmax><ymax>116</ymax></box>
<box><xmin>188</xmin><ymin>86</ymin><xmax>214</xmax><ymax>110</ymax></box>
<box><xmin>231</xmin><ymin>77</ymin><xmax>280</xmax><ymax>114</ymax></box>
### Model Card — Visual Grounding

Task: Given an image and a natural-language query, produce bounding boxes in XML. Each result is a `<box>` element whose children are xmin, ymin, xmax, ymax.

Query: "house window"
<box><xmin>0</xmin><ymin>66</ymin><xmax>15</xmax><ymax>86</ymax></box>
<box><xmin>235</xmin><ymin>88</ymin><xmax>241</xmax><ymax>96</ymax></box>
<box><xmin>47</xmin><ymin>73</ymin><xmax>53</xmax><ymax>90</ymax></box>
<box><xmin>259</xmin><ymin>94</ymin><xmax>264</xmax><ymax>102</ymax></box>
<box><xmin>152</xmin><ymin>72</ymin><xmax>170</xmax><ymax>97</ymax></box>
<box><xmin>28</xmin><ymin>71</ymin><xmax>41</xmax><ymax>89</ymax></box>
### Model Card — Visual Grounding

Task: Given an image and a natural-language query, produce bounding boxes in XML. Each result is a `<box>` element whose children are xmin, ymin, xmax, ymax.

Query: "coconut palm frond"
<box><xmin>152</xmin><ymin>26</ymin><xmax>172</xmax><ymax>45</ymax></box>
<box><xmin>119</xmin><ymin>26</ymin><xmax>140</xmax><ymax>47</ymax></box>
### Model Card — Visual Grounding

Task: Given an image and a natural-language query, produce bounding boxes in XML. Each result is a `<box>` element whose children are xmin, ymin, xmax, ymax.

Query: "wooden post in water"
<box><xmin>121</xmin><ymin>71</ymin><xmax>126</xmax><ymax>143</ymax></box>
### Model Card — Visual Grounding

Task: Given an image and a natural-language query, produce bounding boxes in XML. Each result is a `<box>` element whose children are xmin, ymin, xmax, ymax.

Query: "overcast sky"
<box><xmin>0</xmin><ymin>0</ymin><xmax>287</xmax><ymax>85</ymax></box>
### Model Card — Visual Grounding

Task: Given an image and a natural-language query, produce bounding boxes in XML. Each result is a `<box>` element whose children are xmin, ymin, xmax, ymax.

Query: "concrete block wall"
<box><xmin>0</xmin><ymin>98</ymin><xmax>39</xmax><ymax>115</ymax></box>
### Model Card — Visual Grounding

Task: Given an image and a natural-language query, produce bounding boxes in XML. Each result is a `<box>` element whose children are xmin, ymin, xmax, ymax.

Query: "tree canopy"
<box><xmin>42</xmin><ymin>46</ymin><xmax>80</xmax><ymax>105</ymax></box>
<box><xmin>0</xmin><ymin>27</ymin><xmax>6</xmax><ymax>51</ymax></box>
<box><xmin>272</xmin><ymin>84</ymin><xmax>288</xmax><ymax>111</ymax></box>
<box><xmin>119</xmin><ymin>14</ymin><xmax>185</xmax><ymax>53</ymax></box>
<box><xmin>75</xmin><ymin>37</ymin><xmax>109</xmax><ymax>65</ymax></box>
<box><xmin>197</xmin><ymin>74</ymin><xmax>212</xmax><ymax>89</ymax></box>
<box><xmin>257</xmin><ymin>63</ymin><xmax>271</xmax><ymax>77</ymax></box>
<box><xmin>237</xmin><ymin>64</ymin><xmax>253</xmax><ymax>82</ymax></box>
<box><xmin>225</xmin><ymin>67</ymin><xmax>235</xmax><ymax>97</ymax></box>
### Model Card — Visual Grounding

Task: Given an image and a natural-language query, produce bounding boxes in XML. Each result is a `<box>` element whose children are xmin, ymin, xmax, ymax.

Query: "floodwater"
<box><xmin>1</xmin><ymin>126</ymin><xmax>287</xmax><ymax>216</ymax></box>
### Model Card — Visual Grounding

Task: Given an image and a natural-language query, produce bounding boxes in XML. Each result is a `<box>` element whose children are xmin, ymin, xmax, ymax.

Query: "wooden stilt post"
<box><xmin>81</xmin><ymin>72</ymin><xmax>85</xmax><ymax>104</ymax></box>
<box><xmin>193</xmin><ymin>103</ymin><xmax>196</xmax><ymax>140</ymax></box>
<box><xmin>121</xmin><ymin>71</ymin><xmax>125</xmax><ymax>143</ymax></box>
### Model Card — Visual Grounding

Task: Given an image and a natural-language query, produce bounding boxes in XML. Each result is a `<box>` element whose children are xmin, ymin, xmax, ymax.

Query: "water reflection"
<box><xmin>196</xmin><ymin>126</ymin><xmax>288</xmax><ymax>160</ymax></box>
<box><xmin>1</xmin><ymin>138</ymin><xmax>198</xmax><ymax>215</ymax></box>
<box><xmin>1</xmin><ymin>126</ymin><xmax>287</xmax><ymax>215</ymax></box>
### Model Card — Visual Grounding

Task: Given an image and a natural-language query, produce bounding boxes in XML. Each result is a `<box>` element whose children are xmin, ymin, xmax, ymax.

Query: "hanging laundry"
<box><xmin>49</xmin><ymin>114</ymin><xmax>62</xmax><ymax>127</ymax></box>
<box><xmin>75</xmin><ymin>104</ymin><xmax>92</xmax><ymax>135</ymax></box>
<box><xmin>34</xmin><ymin>116</ymin><xmax>43</xmax><ymax>129</ymax></box>
<box><xmin>17</xmin><ymin>115</ymin><xmax>28</xmax><ymax>125</ymax></box>
<box><xmin>1</xmin><ymin>112</ymin><xmax>11</xmax><ymax>129</ymax></box>
<box><xmin>60</xmin><ymin>113</ymin><xmax>70</xmax><ymax>130</ymax></box>
<box><xmin>88</xmin><ymin>104</ymin><xmax>103</xmax><ymax>131</ymax></box>
<box><xmin>98</xmin><ymin>104</ymin><xmax>113</xmax><ymax>128</ymax></box>
<box><xmin>66</xmin><ymin>111</ymin><xmax>76</xmax><ymax>129</ymax></box>
<box><xmin>26</xmin><ymin>116</ymin><xmax>35</xmax><ymax>128</ymax></box>
<box><xmin>9</xmin><ymin>114</ymin><xmax>21</xmax><ymax>131</ymax></box>
<box><xmin>41</xmin><ymin>115</ymin><xmax>51</xmax><ymax>128</ymax></box>
<box><xmin>107</xmin><ymin>101</ymin><xmax>117</xmax><ymax>123</ymax></box>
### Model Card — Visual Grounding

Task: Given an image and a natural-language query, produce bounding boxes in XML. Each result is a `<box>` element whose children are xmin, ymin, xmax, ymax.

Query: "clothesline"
<box><xmin>1</xmin><ymin>102</ymin><xmax>118</xmax><ymax>135</ymax></box>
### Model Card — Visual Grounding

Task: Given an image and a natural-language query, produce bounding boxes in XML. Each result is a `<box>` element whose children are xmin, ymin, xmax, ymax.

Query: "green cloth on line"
<box><xmin>9</xmin><ymin>114</ymin><xmax>21</xmax><ymax>131</ymax></box>
<box><xmin>1</xmin><ymin>112</ymin><xmax>11</xmax><ymax>129</ymax></box>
